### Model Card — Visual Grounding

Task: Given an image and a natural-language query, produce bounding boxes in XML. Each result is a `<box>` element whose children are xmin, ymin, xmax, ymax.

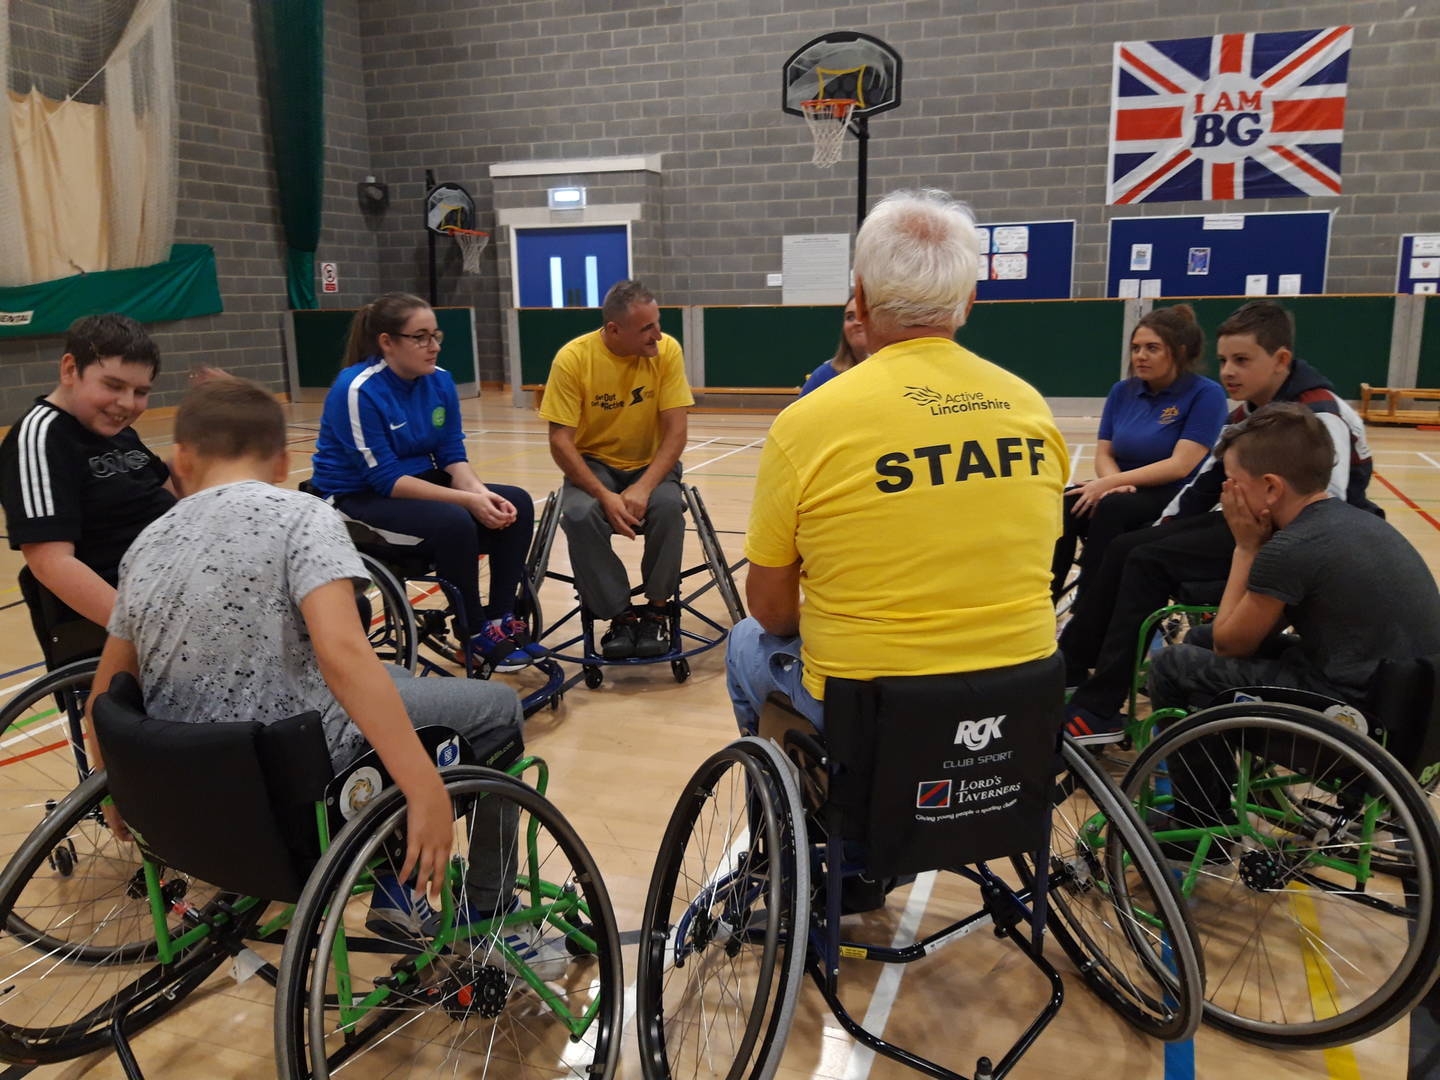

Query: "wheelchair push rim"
<box><xmin>1123</xmin><ymin>703</ymin><xmax>1440</xmax><ymax>1048</ymax></box>
<box><xmin>275</xmin><ymin>765</ymin><xmax>622</xmax><ymax>1080</ymax></box>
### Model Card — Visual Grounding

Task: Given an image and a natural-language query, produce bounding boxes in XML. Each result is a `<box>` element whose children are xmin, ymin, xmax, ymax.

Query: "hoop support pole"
<box><xmin>425</xmin><ymin>167</ymin><xmax>438</xmax><ymax>306</ymax></box>
<box><xmin>854</xmin><ymin>114</ymin><xmax>870</xmax><ymax>229</ymax></box>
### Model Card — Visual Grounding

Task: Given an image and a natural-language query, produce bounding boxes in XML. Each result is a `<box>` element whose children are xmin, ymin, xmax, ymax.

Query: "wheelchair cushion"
<box><xmin>822</xmin><ymin>652</ymin><xmax>1066</xmax><ymax>878</ymax></box>
<box><xmin>93</xmin><ymin>672</ymin><xmax>333</xmax><ymax>903</ymax></box>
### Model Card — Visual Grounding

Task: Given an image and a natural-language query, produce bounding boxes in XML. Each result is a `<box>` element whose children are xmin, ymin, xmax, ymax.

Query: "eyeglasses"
<box><xmin>390</xmin><ymin>331</ymin><xmax>444</xmax><ymax>347</ymax></box>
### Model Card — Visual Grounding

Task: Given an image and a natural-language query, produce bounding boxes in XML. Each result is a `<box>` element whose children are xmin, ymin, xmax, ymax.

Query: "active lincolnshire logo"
<box><xmin>916</xmin><ymin>779</ymin><xmax>952</xmax><ymax>809</ymax></box>
<box><xmin>903</xmin><ymin>386</ymin><xmax>1012</xmax><ymax>415</ymax></box>
<box><xmin>1108</xmin><ymin>27</ymin><xmax>1351</xmax><ymax>204</ymax></box>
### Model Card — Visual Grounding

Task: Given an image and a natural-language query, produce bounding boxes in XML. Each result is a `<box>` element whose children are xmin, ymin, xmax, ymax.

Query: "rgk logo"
<box><xmin>954</xmin><ymin>714</ymin><xmax>1005</xmax><ymax>752</ymax></box>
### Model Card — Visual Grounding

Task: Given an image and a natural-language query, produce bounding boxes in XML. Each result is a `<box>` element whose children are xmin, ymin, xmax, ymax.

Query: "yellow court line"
<box><xmin>1288</xmin><ymin>883</ymin><xmax>1363</xmax><ymax>1080</ymax></box>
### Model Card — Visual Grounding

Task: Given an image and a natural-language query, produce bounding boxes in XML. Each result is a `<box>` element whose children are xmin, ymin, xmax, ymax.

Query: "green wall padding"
<box><xmin>1418</xmin><ymin>296</ymin><xmax>1440</xmax><ymax>388</ymax></box>
<box><xmin>1154</xmin><ymin>296</ymin><xmax>1393</xmax><ymax>399</ymax></box>
<box><xmin>955</xmin><ymin>300</ymin><xmax>1125</xmax><ymax>397</ymax></box>
<box><xmin>702</xmin><ymin>306</ymin><xmax>842</xmax><ymax>387</ymax></box>
<box><xmin>292</xmin><ymin>307</ymin><xmax>477</xmax><ymax>389</ymax></box>
<box><xmin>518</xmin><ymin>307</ymin><xmax>685</xmax><ymax>384</ymax></box>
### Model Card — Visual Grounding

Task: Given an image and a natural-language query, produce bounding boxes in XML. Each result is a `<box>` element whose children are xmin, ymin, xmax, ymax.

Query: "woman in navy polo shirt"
<box><xmin>1051</xmin><ymin>303</ymin><xmax>1227</xmax><ymax>604</ymax></box>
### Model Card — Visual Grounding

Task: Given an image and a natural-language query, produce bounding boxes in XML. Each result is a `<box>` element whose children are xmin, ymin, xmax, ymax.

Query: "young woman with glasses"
<box><xmin>311</xmin><ymin>292</ymin><xmax>542</xmax><ymax>670</ymax></box>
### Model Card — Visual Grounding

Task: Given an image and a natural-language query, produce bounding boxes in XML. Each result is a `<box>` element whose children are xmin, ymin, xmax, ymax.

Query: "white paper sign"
<box><xmin>1412</xmin><ymin>235</ymin><xmax>1440</xmax><ymax>257</ymax></box>
<box><xmin>765</xmin><ymin>273</ymin><xmax>782</xmax><ymax>287</ymax></box>
<box><xmin>1277</xmin><ymin>273</ymin><xmax>1303</xmax><ymax>295</ymax></box>
<box><xmin>1203</xmin><ymin>214</ymin><xmax>1245</xmax><ymax>230</ymax></box>
<box><xmin>320</xmin><ymin>262</ymin><xmax>339</xmax><ymax>294</ymax></box>
<box><xmin>1416</xmin><ymin>282</ymin><xmax>1438</xmax><ymax>295</ymax></box>
<box><xmin>1410</xmin><ymin>257</ymin><xmax>1440</xmax><ymax>280</ymax></box>
<box><xmin>991</xmin><ymin>252</ymin><xmax>1028</xmax><ymax>280</ymax></box>
<box><xmin>976</xmin><ymin>227</ymin><xmax>991</xmax><ymax>254</ymax></box>
<box><xmin>1129</xmin><ymin>244</ymin><xmax>1152</xmax><ymax>272</ymax></box>
<box><xmin>1140</xmin><ymin>278</ymin><xmax>1162</xmax><ymax>298</ymax></box>
<box><xmin>781</xmin><ymin>234</ymin><xmax>850</xmax><ymax>305</ymax></box>
<box><xmin>1245</xmin><ymin>274</ymin><xmax>1269</xmax><ymax>296</ymax></box>
<box><xmin>1117</xmin><ymin>278</ymin><xmax>1140</xmax><ymax>298</ymax></box>
<box><xmin>979</xmin><ymin>254</ymin><xmax>991</xmax><ymax>280</ymax></box>
<box><xmin>993</xmin><ymin>226</ymin><xmax>1029</xmax><ymax>253</ymax></box>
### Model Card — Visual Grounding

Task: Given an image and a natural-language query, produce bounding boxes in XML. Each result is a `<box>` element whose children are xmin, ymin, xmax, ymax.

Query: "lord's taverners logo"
<box><xmin>1108</xmin><ymin>27</ymin><xmax>1351</xmax><ymax>203</ymax></box>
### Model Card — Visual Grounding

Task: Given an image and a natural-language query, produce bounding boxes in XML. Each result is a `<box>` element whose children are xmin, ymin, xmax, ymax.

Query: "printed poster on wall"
<box><xmin>1108</xmin><ymin>27</ymin><xmax>1352</xmax><ymax>204</ymax></box>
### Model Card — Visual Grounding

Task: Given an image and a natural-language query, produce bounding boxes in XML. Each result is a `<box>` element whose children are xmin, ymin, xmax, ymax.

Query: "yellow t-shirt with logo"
<box><xmin>745</xmin><ymin>337</ymin><xmax>1068</xmax><ymax>700</ymax></box>
<box><xmin>538</xmin><ymin>330</ymin><xmax>695</xmax><ymax>470</ymax></box>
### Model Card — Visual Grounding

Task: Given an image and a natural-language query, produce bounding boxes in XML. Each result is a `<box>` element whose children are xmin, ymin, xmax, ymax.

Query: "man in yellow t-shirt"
<box><xmin>541</xmin><ymin>280</ymin><xmax>695</xmax><ymax>659</ymax></box>
<box><xmin>728</xmin><ymin>190</ymin><xmax>1069</xmax><ymax>734</ymax></box>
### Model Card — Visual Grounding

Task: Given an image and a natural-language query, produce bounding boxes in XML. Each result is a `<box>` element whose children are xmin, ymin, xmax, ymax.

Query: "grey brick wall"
<box><xmin>356</xmin><ymin>0</ymin><xmax>1439</xmax><ymax>329</ymax></box>
<box><xmin>0</xmin><ymin>0</ymin><xmax>381</xmax><ymax>418</ymax></box>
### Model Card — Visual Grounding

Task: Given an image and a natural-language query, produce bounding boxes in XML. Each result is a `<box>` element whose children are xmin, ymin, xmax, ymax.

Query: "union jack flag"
<box><xmin>1108</xmin><ymin>27</ymin><xmax>1352</xmax><ymax>204</ymax></box>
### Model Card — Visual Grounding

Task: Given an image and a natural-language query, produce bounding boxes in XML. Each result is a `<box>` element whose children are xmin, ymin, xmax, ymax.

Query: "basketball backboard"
<box><xmin>781</xmin><ymin>31</ymin><xmax>902</xmax><ymax>118</ymax></box>
<box><xmin>425</xmin><ymin>181</ymin><xmax>476</xmax><ymax>236</ymax></box>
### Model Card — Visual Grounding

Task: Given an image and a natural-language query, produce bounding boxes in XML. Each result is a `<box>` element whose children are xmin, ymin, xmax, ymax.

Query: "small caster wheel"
<box><xmin>671</xmin><ymin>658</ymin><xmax>690</xmax><ymax>683</ymax></box>
<box><xmin>584</xmin><ymin>666</ymin><xmax>604</xmax><ymax>690</ymax></box>
<box><xmin>48</xmin><ymin>842</ymin><xmax>75</xmax><ymax>877</ymax></box>
<box><xmin>550</xmin><ymin>692</ymin><xmax>563</xmax><ymax>712</ymax></box>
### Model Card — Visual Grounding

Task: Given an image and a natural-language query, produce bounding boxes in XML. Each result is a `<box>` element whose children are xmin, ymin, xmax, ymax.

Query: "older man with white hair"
<box><xmin>726</xmin><ymin>189</ymin><xmax>1070</xmax><ymax>734</ymax></box>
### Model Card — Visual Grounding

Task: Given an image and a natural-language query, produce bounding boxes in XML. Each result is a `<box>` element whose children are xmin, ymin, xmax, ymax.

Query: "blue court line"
<box><xmin>1162</xmin><ymin>934</ymin><xmax>1195</xmax><ymax>1080</ymax></box>
<box><xmin>0</xmin><ymin>660</ymin><xmax>44</xmax><ymax>682</ymax></box>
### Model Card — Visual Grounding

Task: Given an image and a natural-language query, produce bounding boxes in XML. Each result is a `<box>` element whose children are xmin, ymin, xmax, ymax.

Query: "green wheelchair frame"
<box><xmin>0</xmin><ymin>749</ymin><xmax>616</xmax><ymax>1080</ymax></box>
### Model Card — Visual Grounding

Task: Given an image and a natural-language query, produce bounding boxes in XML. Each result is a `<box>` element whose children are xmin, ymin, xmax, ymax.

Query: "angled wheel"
<box><xmin>685</xmin><ymin>485</ymin><xmax>746</xmax><ymax>625</ymax></box>
<box><xmin>275</xmin><ymin>765</ymin><xmax>622</xmax><ymax>1080</ymax></box>
<box><xmin>636</xmin><ymin>739</ymin><xmax>808</xmax><ymax>1080</ymax></box>
<box><xmin>0</xmin><ymin>772</ymin><xmax>258</xmax><ymax>1064</ymax></box>
<box><xmin>1014</xmin><ymin>735</ymin><xmax>1204</xmax><ymax>1042</ymax></box>
<box><xmin>1123</xmin><ymin>703</ymin><xmax>1440</xmax><ymax>1048</ymax></box>
<box><xmin>356</xmin><ymin>554</ymin><xmax>418</xmax><ymax>671</ymax></box>
<box><xmin>0</xmin><ymin>658</ymin><xmax>100</xmax><ymax>880</ymax></box>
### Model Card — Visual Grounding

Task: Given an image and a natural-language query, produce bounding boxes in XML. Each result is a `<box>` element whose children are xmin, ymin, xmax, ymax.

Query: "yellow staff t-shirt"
<box><xmin>539</xmin><ymin>330</ymin><xmax>695</xmax><ymax>471</ymax></box>
<box><xmin>745</xmin><ymin>336</ymin><xmax>1068</xmax><ymax>700</ymax></box>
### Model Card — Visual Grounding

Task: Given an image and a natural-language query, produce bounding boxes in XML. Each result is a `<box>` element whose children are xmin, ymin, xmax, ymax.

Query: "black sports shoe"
<box><xmin>634</xmin><ymin>609</ymin><xmax>671</xmax><ymax>658</ymax></box>
<box><xmin>601</xmin><ymin>613</ymin><xmax>639</xmax><ymax>660</ymax></box>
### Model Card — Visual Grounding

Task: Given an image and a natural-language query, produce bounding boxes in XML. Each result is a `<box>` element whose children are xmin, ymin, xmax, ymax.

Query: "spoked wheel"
<box><xmin>1013</xmin><ymin>736</ymin><xmax>1204</xmax><ymax>1042</ymax></box>
<box><xmin>685</xmin><ymin>485</ymin><xmax>746</xmax><ymax>625</ymax></box>
<box><xmin>1123</xmin><ymin>704</ymin><xmax>1440</xmax><ymax>1048</ymax></box>
<box><xmin>356</xmin><ymin>554</ymin><xmax>419</xmax><ymax>672</ymax></box>
<box><xmin>0</xmin><ymin>772</ymin><xmax>257</xmax><ymax>1064</ymax></box>
<box><xmin>275</xmin><ymin>765</ymin><xmax>622</xmax><ymax>1080</ymax></box>
<box><xmin>0</xmin><ymin>659</ymin><xmax>100</xmax><ymax>887</ymax></box>
<box><xmin>636</xmin><ymin>739</ymin><xmax>809</xmax><ymax>1080</ymax></box>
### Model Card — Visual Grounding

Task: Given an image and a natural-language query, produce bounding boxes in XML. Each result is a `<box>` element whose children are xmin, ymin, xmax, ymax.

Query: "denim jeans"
<box><xmin>725</xmin><ymin>616</ymin><xmax>825</xmax><ymax>734</ymax></box>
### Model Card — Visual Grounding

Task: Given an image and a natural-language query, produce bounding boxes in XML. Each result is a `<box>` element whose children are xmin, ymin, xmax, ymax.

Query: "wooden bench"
<box><xmin>1359</xmin><ymin>383</ymin><xmax>1440</xmax><ymax>426</ymax></box>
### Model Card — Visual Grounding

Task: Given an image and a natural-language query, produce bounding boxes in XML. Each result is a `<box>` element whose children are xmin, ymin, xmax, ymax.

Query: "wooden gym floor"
<box><xmin>1</xmin><ymin>394</ymin><xmax>1437</xmax><ymax>1079</ymax></box>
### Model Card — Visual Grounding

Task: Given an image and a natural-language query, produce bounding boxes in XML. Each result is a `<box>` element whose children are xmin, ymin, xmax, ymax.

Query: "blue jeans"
<box><xmin>725</xmin><ymin>617</ymin><xmax>825</xmax><ymax>734</ymax></box>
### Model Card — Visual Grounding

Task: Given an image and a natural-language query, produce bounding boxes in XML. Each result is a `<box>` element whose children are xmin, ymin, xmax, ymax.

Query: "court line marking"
<box><xmin>1372</xmin><ymin>474</ymin><xmax>1440</xmax><ymax>534</ymax></box>
<box><xmin>687</xmin><ymin>439</ymin><xmax>766</xmax><ymax>472</ymax></box>
<box><xmin>1416</xmin><ymin>451</ymin><xmax>1440</xmax><ymax>471</ymax></box>
<box><xmin>1290</xmin><ymin>884</ymin><xmax>1362</xmax><ymax>1080</ymax></box>
<box><xmin>1067</xmin><ymin>444</ymin><xmax>1087</xmax><ymax>485</ymax></box>
<box><xmin>840</xmin><ymin>870</ymin><xmax>937</xmax><ymax>1080</ymax></box>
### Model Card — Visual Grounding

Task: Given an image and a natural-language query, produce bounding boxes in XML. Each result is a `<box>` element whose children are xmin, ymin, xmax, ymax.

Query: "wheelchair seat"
<box><xmin>93</xmin><ymin>672</ymin><xmax>333</xmax><ymax>903</ymax></box>
<box><xmin>817</xmin><ymin>651</ymin><xmax>1066</xmax><ymax>877</ymax></box>
<box><xmin>296</xmin><ymin>480</ymin><xmax>435</xmax><ymax>578</ymax></box>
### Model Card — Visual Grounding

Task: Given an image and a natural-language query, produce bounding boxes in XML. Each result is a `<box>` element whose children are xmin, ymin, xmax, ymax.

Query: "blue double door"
<box><xmin>515</xmin><ymin>225</ymin><xmax>629</xmax><ymax>308</ymax></box>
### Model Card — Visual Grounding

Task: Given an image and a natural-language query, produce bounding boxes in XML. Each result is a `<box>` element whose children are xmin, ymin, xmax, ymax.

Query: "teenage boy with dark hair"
<box><xmin>1148</xmin><ymin>403</ymin><xmax>1440</xmax><ymax>710</ymax></box>
<box><xmin>0</xmin><ymin>314</ymin><xmax>172</xmax><ymax>640</ymax></box>
<box><xmin>1060</xmin><ymin>300</ymin><xmax>1378</xmax><ymax>744</ymax></box>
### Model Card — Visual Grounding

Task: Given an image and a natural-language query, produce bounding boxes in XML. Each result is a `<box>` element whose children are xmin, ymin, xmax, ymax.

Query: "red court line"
<box><xmin>0</xmin><ymin>739</ymin><xmax>68</xmax><ymax>768</ymax></box>
<box><xmin>1373</xmin><ymin>473</ymin><xmax>1440</xmax><ymax>533</ymax></box>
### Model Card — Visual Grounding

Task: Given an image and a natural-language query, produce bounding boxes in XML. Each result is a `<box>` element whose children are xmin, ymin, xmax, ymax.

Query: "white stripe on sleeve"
<box><xmin>346</xmin><ymin>362</ymin><xmax>386</xmax><ymax>470</ymax></box>
<box><xmin>18</xmin><ymin>408</ymin><xmax>58</xmax><ymax>519</ymax></box>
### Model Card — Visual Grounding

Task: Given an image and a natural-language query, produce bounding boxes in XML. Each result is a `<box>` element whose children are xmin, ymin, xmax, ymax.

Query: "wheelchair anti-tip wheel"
<box><xmin>275</xmin><ymin>765</ymin><xmax>623</xmax><ymax>1080</ymax></box>
<box><xmin>0</xmin><ymin>771</ymin><xmax>259</xmax><ymax>1064</ymax></box>
<box><xmin>1123</xmin><ymin>703</ymin><xmax>1440</xmax><ymax>1048</ymax></box>
<box><xmin>1013</xmin><ymin>735</ymin><xmax>1204</xmax><ymax>1042</ymax></box>
<box><xmin>636</xmin><ymin>738</ymin><xmax>809</xmax><ymax>1080</ymax></box>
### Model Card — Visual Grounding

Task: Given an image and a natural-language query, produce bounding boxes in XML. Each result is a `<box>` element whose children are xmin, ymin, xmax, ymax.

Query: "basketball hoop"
<box><xmin>444</xmin><ymin>226</ymin><xmax>489</xmax><ymax>275</ymax></box>
<box><xmin>801</xmin><ymin>99</ymin><xmax>856</xmax><ymax>167</ymax></box>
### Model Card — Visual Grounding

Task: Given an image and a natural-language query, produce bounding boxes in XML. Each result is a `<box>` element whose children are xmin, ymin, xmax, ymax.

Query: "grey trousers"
<box><xmin>1146</xmin><ymin>625</ymin><xmax>1349</xmax><ymax>713</ymax></box>
<box><xmin>336</xmin><ymin>667</ymin><xmax>525</xmax><ymax>909</ymax></box>
<box><xmin>559</xmin><ymin>457</ymin><xmax>685</xmax><ymax>620</ymax></box>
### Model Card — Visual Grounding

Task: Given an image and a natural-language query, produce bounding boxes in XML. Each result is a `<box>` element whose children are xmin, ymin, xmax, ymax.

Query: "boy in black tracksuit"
<box><xmin>1059</xmin><ymin>301</ymin><xmax>1378</xmax><ymax>744</ymax></box>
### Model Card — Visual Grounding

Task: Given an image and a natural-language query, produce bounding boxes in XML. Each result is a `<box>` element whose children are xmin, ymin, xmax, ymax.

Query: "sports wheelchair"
<box><xmin>635</xmin><ymin>653</ymin><xmax>1204</xmax><ymax>1080</ymax></box>
<box><xmin>528</xmin><ymin>482</ymin><xmax>746</xmax><ymax>689</ymax></box>
<box><xmin>0</xmin><ymin>672</ymin><xmax>622</xmax><ymax>1079</ymax></box>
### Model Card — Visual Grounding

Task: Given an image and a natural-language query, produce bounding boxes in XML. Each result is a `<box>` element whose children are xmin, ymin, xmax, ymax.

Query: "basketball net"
<box><xmin>445</xmin><ymin>227</ymin><xmax>489</xmax><ymax>275</ymax></box>
<box><xmin>801</xmin><ymin>99</ymin><xmax>856</xmax><ymax>168</ymax></box>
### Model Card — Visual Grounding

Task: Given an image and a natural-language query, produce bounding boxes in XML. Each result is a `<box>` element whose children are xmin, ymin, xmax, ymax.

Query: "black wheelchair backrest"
<box><xmin>822</xmin><ymin>651</ymin><xmax>1066</xmax><ymax>878</ymax></box>
<box><xmin>18</xmin><ymin>566</ymin><xmax>106</xmax><ymax>669</ymax></box>
<box><xmin>1370</xmin><ymin>654</ymin><xmax>1440</xmax><ymax>778</ymax></box>
<box><xmin>93</xmin><ymin>672</ymin><xmax>334</xmax><ymax>903</ymax></box>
